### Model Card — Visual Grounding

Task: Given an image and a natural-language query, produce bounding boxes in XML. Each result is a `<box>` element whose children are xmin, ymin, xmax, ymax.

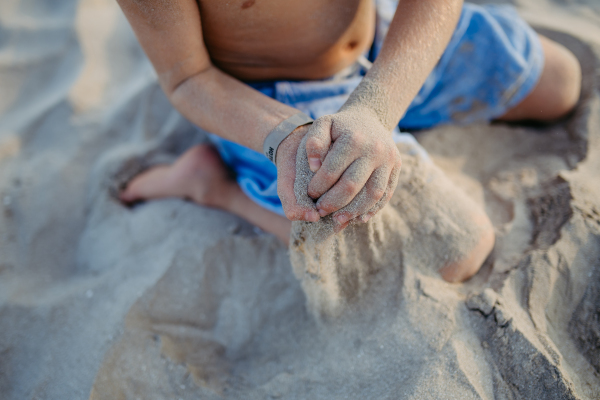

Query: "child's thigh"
<box><xmin>398</xmin><ymin>3</ymin><xmax>545</xmax><ymax>129</ymax></box>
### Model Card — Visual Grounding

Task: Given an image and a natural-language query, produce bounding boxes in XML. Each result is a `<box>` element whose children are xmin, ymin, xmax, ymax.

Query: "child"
<box><xmin>117</xmin><ymin>0</ymin><xmax>581</xmax><ymax>281</ymax></box>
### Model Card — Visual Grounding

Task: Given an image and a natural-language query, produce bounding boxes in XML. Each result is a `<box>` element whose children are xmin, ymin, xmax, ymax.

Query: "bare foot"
<box><xmin>119</xmin><ymin>144</ymin><xmax>293</xmax><ymax>244</ymax></box>
<box><xmin>119</xmin><ymin>144</ymin><xmax>234</xmax><ymax>208</ymax></box>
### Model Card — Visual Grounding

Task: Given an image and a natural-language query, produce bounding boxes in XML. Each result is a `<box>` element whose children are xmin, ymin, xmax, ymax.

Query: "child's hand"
<box><xmin>304</xmin><ymin>109</ymin><xmax>402</xmax><ymax>227</ymax></box>
<box><xmin>275</xmin><ymin>109</ymin><xmax>401</xmax><ymax>231</ymax></box>
<box><xmin>275</xmin><ymin>125</ymin><xmax>322</xmax><ymax>222</ymax></box>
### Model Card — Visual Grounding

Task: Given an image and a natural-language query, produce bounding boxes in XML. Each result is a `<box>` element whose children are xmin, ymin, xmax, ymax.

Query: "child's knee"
<box><xmin>540</xmin><ymin>36</ymin><xmax>582</xmax><ymax>118</ymax></box>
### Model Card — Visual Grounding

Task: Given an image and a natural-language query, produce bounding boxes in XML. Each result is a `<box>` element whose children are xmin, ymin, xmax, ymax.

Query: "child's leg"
<box><xmin>119</xmin><ymin>144</ymin><xmax>292</xmax><ymax>244</ymax></box>
<box><xmin>120</xmin><ymin>142</ymin><xmax>494</xmax><ymax>283</ymax></box>
<box><xmin>498</xmin><ymin>35</ymin><xmax>581</xmax><ymax>122</ymax></box>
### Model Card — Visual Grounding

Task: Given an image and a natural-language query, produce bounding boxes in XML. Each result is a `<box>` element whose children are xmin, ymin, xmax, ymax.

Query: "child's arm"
<box><xmin>117</xmin><ymin>0</ymin><xmax>325</xmax><ymax>221</ymax></box>
<box><xmin>301</xmin><ymin>0</ymin><xmax>463</xmax><ymax>225</ymax></box>
<box><xmin>346</xmin><ymin>0</ymin><xmax>464</xmax><ymax>129</ymax></box>
<box><xmin>116</xmin><ymin>0</ymin><xmax>301</xmax><ymax>158</ymax></box>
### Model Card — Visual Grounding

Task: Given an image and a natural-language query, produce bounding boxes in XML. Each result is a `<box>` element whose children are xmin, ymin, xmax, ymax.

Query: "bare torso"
<box><xmin>198</xmin><ymin>0</ymin><xmax>376</xmax><ymax>81</ymax></box>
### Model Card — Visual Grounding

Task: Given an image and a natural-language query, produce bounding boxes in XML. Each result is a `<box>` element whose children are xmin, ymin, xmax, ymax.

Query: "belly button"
<box><xmin>346</xmin><ymin>40</ymin><xmax>359</xmax><ymax>51</ymax></box>
<box><xmin>241</xmin><ymin>0</ymin><xmax>255</xmax><ymax>9</ymax></box>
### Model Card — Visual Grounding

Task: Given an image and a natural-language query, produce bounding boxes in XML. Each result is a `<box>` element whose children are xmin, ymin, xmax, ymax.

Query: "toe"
<box><xmin>117</xmin><ymin>144</ymin><xmax>230</xmax><ymax>207</ymax></box>
<box><xmin>119</xmin><ymin>176</ymin><xmax>149</xmax><ymax>204</ymax></box>
<box><xmin>118</xmin><ymin>165</ymin><xmax>173</xmax><ymax>204</ymax></box>
<box><xmin>118</xmin><ymin>186</ymin><xmax>137</xmax><ymax>203</ymax></box>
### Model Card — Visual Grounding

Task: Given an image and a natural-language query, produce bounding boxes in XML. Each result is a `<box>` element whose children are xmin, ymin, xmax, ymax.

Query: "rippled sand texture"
<box><xmin>0</xmin><ymin>0</ymin><xmax>599</xmax><ymax>399</ymax></box>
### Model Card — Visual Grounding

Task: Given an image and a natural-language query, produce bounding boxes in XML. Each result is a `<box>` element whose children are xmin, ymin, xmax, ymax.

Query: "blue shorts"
<box><xmin>209</xmin><ymin>2</ymin><xmax>544</xmax><ymax>216</ymax></box>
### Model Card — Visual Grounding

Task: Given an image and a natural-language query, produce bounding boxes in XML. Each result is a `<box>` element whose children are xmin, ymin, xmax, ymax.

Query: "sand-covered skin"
<box><xmin>90</xmin><ymin>21</ymin><xmax>599</xmax><ymax>400</ymax></box>
<box><xmin>1</xmin><ymin>0</ymin><xmax>600</xmax><ymax>399</ymax></box>
<box><xmin>300</xmin><ymin>110</ymin><xmax>401</xmax><ymax>221</ymax></box>
<box><xmin>290</xmin><ymin>139</ymin><xmax>485</xmax><ymax>318</ymax></box>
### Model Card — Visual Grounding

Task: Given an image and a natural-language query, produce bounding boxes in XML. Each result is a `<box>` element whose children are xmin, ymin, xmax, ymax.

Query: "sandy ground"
<box><xmin>0</xmin><ymin>0</ymin><xmax>599</xmax><ymax>399</ymax></box>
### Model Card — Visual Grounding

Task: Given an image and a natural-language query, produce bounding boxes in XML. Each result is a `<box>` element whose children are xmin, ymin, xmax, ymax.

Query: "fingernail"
<box><xmin>318</xmin><ymin>208</ymin><xmax>328</xmax><ymax>217</ymax></box>
<box><xmin>336</xmin><ymin>214</ymin><xmax>349</xmax><ymax>225</ymax></box>
<box><xmin>363</xmin><ymin>214</ymin><xmax>372</xmax><ymax>223</ymax></box>
<box><xmin>308</xmin><ymin>157</ymin><xmax>321</xmax><ymax>172</ymax></box>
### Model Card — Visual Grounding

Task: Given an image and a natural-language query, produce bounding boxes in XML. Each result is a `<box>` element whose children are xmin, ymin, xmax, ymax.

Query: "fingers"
<box><xmin>330</xmin><ymin>154</ymin><xmax>400</xmax><ymax>233</ymax></box>
<box><xmin>359</xmin><ymin>159</ymin><xmax>401</xmax><ymax>222</ymax></box>
<box><xmin>329</xmin><ymin>166</ymin><xmax>389</xmax><ymax>227</ymax></box>
<box><xmin>305</xmin><ymin>117</ymin><xmax>332</xmax><ymax>173</ymax></box>
<box><xmin>277</xmin><ymin>163</ymin><xmax>320</xmax><ymax>222</ymax></box>
<box><xmin>314</xmin><ymin>158</ymin><xmax>373</xmax><ymax>218</ymax></box>
<box><xmin>277</xmin><ymin>132</ymin><xmax>320</xmax><ymax>222</ymax></box>
<box><xmin>307</xmin><ymin>134</ymin><xmax>359</xmax><ymax>200</ymax></box>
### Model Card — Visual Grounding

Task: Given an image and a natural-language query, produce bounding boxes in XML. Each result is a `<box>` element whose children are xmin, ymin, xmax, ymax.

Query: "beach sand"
<box><xmin>1</xmin><ymin>0</ymin><xmax>599</xmax><ymax>399</ymax></box>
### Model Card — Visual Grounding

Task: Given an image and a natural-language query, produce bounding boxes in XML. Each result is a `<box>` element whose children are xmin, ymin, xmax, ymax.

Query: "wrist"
<box><xmin>263</xmin><ymin>112</ymin><xmax>313</xmax><ymax>163</ymax></box>
<box><xmin>341</xmin><ymin>75</ymin><xmax>406</xmax><ymax>131</ymax></box>
<box><xmin>338</xmin><ymin>105</ymin><xmax>396</xmax><ymax>134</ymax></box>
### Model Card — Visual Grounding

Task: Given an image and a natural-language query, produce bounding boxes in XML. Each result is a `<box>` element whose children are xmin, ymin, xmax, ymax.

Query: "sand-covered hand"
<box><xmin>304</xmin><ymin>109</ymin><xmax>402</xmax><ymax>227</ymax></box>
<box><xmin>275</xmin><ymin>124</ymin><xmax>321</xmax><ymax>222</ymax></box>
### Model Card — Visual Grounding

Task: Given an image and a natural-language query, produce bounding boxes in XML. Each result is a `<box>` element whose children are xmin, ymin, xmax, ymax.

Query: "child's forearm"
<box><xmin>341</xmin><ymin>0</ymin><xmax>463</xmax><ymax>129</ymax></box>
<box><xmin>169</xmin><ymin>66</ymin><xmax>300</xmax><ymax>153</ymax></box>
<box><xmin>116</xmin><ymin>0</ymin><xmax>299</xmax><ymax>153</ymax></box>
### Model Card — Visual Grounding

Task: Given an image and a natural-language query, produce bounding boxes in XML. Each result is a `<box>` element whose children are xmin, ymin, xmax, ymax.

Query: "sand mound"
<box><xmin>1</xmin><ymin>0</ymin><xmax>600</xmax><ymax>399</ymax></box>
<box><xmin>289</xmin><ymin>140</ymin><xmax>486</xmax><ymax>319</ymax></box>
<box><xmin>89</xmin><ymin>23</ymin><xmax>600</xmax><ymax>400</ymax></box>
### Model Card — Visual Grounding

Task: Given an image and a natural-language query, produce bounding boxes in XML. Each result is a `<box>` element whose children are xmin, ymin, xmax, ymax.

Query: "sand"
<box><xmin>1</xmin><ymin>0</ymin><xmax>600</xmax><ymax>399</ymax></box>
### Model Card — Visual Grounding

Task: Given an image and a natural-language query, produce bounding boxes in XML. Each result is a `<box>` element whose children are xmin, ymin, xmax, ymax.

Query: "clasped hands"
<box><xmin>276</xmin><ymin>108</ymin><xmax>402</xmax><ymax>233</ymax></box>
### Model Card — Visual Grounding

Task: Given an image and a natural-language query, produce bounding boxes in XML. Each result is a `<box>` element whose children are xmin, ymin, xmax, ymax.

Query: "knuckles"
<box><xmin>316</xmin><ymin>200</ymin><xmax>336</xmax><ymax>214</ymax></box>
<box><xmin>370</xmin><ymin>187</ymin><xmax>386</xmax><ymax>201</ymax></box>
<box><xmin>371</xmin><ymin>140</ymin><xmax>386</xmax><ymax>155</ymax></box>
<box><xmin>305</xmin><ymin>136</ymin><xmax>326</xmax><ymax>155</ymax></box>
<box><xmin>282</xmin><ymin>208</ymin><xmax>300</xmax><ymax>221</ymax></box>
<box><xmin>347</xmin><ymin>133</ymin><xmax>364</xmax><ymax>147</ymax></box>
<box><xmin>307</xmin><ymin>185</ymin><xmax>322</xmax><ymax>199</ymax></box>
<box><xmin>342</xmin><ymin>180</ymin><xmax>360</xmax><ymax>196</ymax></box>
<box><xmin>314</xmin><ymin>168</ymin><xmax>338</xmax><ymax>189</ymax></box>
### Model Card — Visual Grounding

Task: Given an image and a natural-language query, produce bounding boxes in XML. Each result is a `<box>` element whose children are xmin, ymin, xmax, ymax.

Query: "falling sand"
<box><xmin>290</xmin><ymin>137</ymin><xmax>486</xmax><ymax>318</ymax></box>
<box><xmin>88</xmin><ymin>24</ymin><xmax>600</xmax><ymax>399</ymax></box>
<box><xmin>91</xmin><ymin>27</ymin><xmax>600</xmax><ymax>396</ymax></box>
